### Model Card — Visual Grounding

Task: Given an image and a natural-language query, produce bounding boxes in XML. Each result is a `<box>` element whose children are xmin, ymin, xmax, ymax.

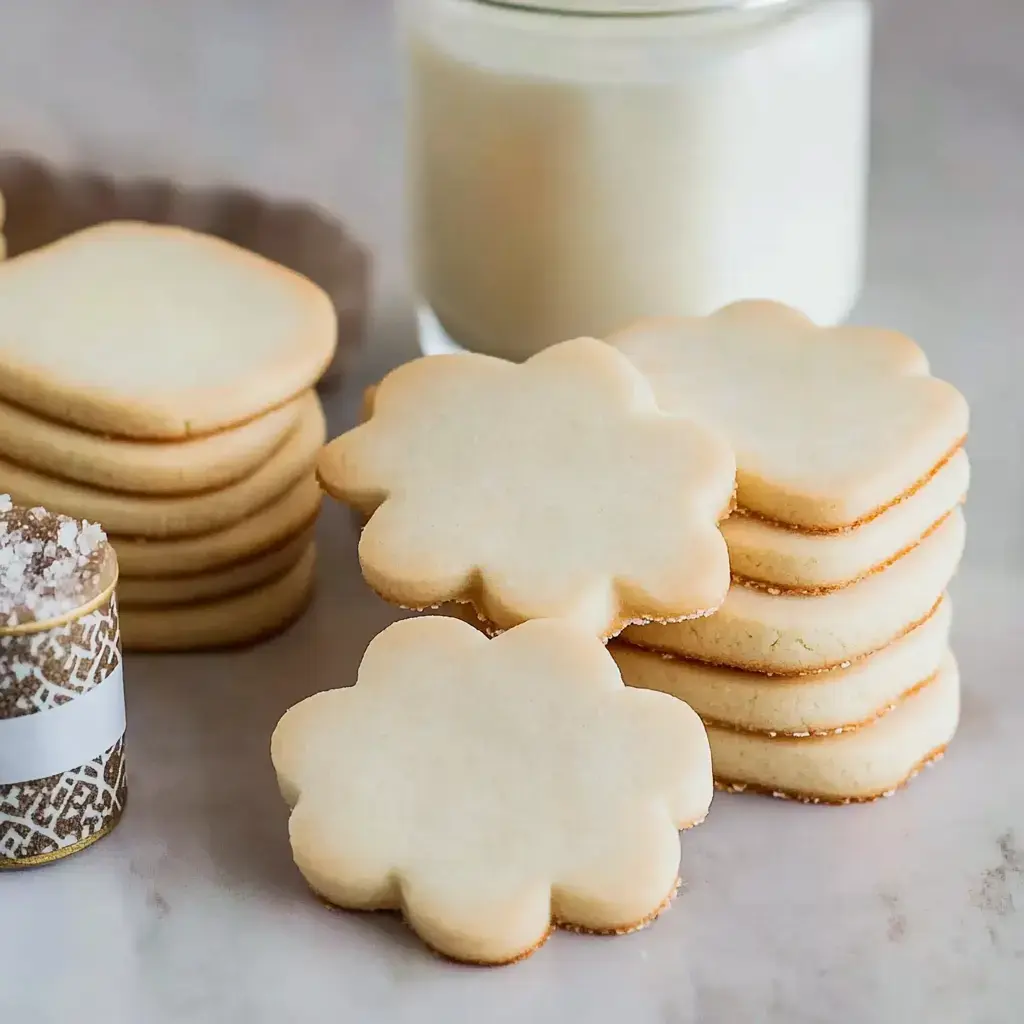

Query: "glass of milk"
<box><xmin>403</xmin><ymin>0</ymin><xmax>871</xmax><ymax>360</ymax></box>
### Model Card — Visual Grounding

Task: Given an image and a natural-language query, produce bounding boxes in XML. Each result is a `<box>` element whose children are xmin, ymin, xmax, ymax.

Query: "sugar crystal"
<box><xmin>0</xmin><ymin>495</ymin><xmax>110</xmax><ymax>628</ymax></box>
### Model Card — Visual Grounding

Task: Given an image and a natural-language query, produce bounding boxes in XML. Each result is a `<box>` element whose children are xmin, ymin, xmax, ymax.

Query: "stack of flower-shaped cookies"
<box><xmin>609</xmin><ymin>301</ymin><xmax>969</xmax><ymax>803</ymax></box>
<box><xmin>0</xmin><ymin>222</ymin><xmax>335</xmax><ymax>650</ymax></box>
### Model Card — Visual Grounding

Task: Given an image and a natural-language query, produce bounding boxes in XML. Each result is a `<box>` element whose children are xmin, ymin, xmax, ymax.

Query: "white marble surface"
<box><xmin>1</xmin><ymin>1</ymin><xmax>1023</xmax><ymax>1021</ymax></box>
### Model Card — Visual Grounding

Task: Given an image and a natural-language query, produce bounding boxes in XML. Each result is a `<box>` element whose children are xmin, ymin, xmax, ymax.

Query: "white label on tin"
<box><xmin>0</xmin><ymin>665</ymin><xmax>126</xmax><ymax>786</ymax></box>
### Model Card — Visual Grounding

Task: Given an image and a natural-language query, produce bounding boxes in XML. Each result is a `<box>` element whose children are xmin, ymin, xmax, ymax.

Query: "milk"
<box><xmin>405</xmin><ymin>0</ymin><xmax>871</xmax><ymax>360</ymax></box>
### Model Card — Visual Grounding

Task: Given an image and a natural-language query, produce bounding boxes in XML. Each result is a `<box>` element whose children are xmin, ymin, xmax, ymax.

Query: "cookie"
<box><xmin>271</xmin><ymin>615</ymin><xmax>713</xmax><ymax>965</ymax></box>
<box><xmin>0</xmin><ymin>391</ymin><xmax>302</xmax><ymax>496</ymax></box>
<box><xmin>0</xmin><ymin>222</ymin><xmax>336</xmax><ymax>438</ymax></box>
<box><xmin>724</xmin><ymin>449</ymin><xmax>969</xmax><ymax>593</ymax></box>
<box><xmin>117</xmin><ymin>527</ymin><xmax>314</xmax><ymax>606</ymax></box>
<box><xmin>708</xmin><ymin>655</ymin><xmax>960</xmax><ymax>803</ymax></box>
<box><xmin>612</xmin><ymin>598</ymin><xmax>950</xmax><ymax>737</ymax></box>
<box><xmin>611</xmin><ymin>301</ymin><xmax>969</xmax><ymax>530</ymax></box>
<box><xmin>318</xmin><ymin>338</ymin><xmax>736</xmax><ymax>638</ymax></box>
<box><xmin>622</xmin><ymin>508</ymin><xmax>964</xmax><ymax>674</ymax></box>
<box><xmin>111</xmin><ymin>475</ymin><xmax>321</xmax><ymax>577</ymax></box>
<box><xmin>119</xmin><ymin>544</ymin><xmax>315</xmax><ymax>652</ymax></box>
<box><xmin>0</xmin><ymin>392</ymin><xmax>325</xmax><ymax>538</ymax></box>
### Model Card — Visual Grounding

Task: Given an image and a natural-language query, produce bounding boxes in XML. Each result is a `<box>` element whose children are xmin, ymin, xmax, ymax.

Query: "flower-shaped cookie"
<box><xmin>317</xmin><ymin>338</ymin><xmax>735</xmax><ymax>638</ymax></box>
<box><xmin>271</xmin><ymin>615</ymin><xmax>713</xmax><ymax>965</ymax></box>
<box><xmin>611</xmin><ymin>301</ymin><xmax>969</xmax><ymax>530</ymax></box>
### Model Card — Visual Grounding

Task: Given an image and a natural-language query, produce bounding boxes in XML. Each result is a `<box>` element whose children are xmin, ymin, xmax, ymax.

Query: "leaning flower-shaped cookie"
<box><xmin>317</xmin><ymin>338</ymin><xmax>735</xmax><ymax>638</ymax></box>
<box><xmin>271</xmin><ymin>615</ymin><xmax>713</xmax><ymax>965</ymax></box>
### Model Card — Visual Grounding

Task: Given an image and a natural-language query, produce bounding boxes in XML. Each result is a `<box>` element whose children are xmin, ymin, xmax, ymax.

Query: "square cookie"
<box><xmin>612</xmin><ymin>300</ymin><xmax>968</xmax><ymax>530</ymax></box>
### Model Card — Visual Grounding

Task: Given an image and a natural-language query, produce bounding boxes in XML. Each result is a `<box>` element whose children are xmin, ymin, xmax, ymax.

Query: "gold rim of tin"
<box><xmin>0</xmin><ymin>799</ymin><xmax>126</xmax><ymax>870</ymax></box>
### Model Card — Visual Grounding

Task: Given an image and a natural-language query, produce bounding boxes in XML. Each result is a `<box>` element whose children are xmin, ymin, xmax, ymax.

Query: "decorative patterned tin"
<box><xmin>0</xmin><ymin>510</ymin><xmax>126</xmax><ymax>869</ymax></box>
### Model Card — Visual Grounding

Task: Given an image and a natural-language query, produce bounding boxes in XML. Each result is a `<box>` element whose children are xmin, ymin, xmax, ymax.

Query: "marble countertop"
<box><xmin>1</xmin><ymin>1</ymin><xmax>1022</xmax><ymax>1021</ymax></box>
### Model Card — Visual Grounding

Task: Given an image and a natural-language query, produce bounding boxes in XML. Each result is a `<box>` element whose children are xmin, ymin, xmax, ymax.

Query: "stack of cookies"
<box><xmin>290</xmin><ymin>317</ymin><xmax>970</xmax><ymax>964</ymax></box>
<box><xmin>0</xmin><ymin>222</ymin><xmax>336</xmax><ymax>650</ymax></box>
<box><xmin>608</xmin><ymin>301</ymin><xmax>969</xmax><ymax>803</ymax></box>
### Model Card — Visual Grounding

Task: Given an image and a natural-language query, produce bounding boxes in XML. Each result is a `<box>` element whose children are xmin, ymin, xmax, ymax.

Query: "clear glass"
<box><xmin>404</xmin><ymin>0</ymin><xmax>871</xmax><ymax>359</ymax></box>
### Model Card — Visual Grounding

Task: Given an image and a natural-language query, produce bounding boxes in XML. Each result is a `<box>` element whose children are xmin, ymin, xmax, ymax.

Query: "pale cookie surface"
<box><xmin>725</xmin><ymin>449</ymin><xmax>969</xmax><ymax>592</ymax></box>
<box><xmin>611</xmin><ymin>300</ymin><xmax>969</xmax><ymax>529</ymax></box>
<box><xmin>0</xmin><ymin>222</ymin><xmax>337</xmax><ymax>438</ymax></box>
<box><xmin>119</xmin><ymin>544</ymin><xmax>315</xmax><ymax>652</ymax></box>
<box><xmin>623</xmin><ymin>509</ymin><xmax>965</xmax><ymax>674</ymax></box>
<box><xmin>318</xmin><ymin>338</ymin><xmax>735</xmax><ymax>638</ymax></box>
<box><xmin>708</xmin><ymin>655</ymin><xmax>960</xmax><ymax>803</ymax></box>
<box><xmin>612</xmin><ymin>598</ymin><xmax>950</xmax><ymax>737</ymax></box>
<box><xmin>117</xmin><ymin>527</ymin><xmax>314</xmax><ymax>606</ymax></box>
<box><xmin>0</xmin><ymin>390</ymin><xmax>302</xmax><ymax>496</ymax></box>
<box><xmin>111</xmin><ymin>475</ymin><xmax>321</xmax><ymax>577</ymax></box>
<box><xmin>271</xmin><ymin>616</ymin><xmax>713</xmax><ymax>965</ymax></box>
<box><xmin>0</xmin><ymin>392</ymin><xmax>325</xmax><ymax>538</ymax></box>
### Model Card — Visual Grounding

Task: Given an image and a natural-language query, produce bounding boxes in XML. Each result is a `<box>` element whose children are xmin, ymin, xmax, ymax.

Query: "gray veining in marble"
<box><xmin>0</xmin><ymin>1</ymin><xmax>1022</xmax><ymax>1021</ymax></box>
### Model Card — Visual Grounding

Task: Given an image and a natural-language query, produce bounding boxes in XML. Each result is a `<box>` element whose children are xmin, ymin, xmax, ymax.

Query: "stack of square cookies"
<box><xmin>608</xmin><ymin>301</ymin><xmax>969</xmax><ymax>803</ymax></box>
<box><xmin>0</xmin><ymin>222</ymin><xmax>336</xmax><ymax>650</ymax></box>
